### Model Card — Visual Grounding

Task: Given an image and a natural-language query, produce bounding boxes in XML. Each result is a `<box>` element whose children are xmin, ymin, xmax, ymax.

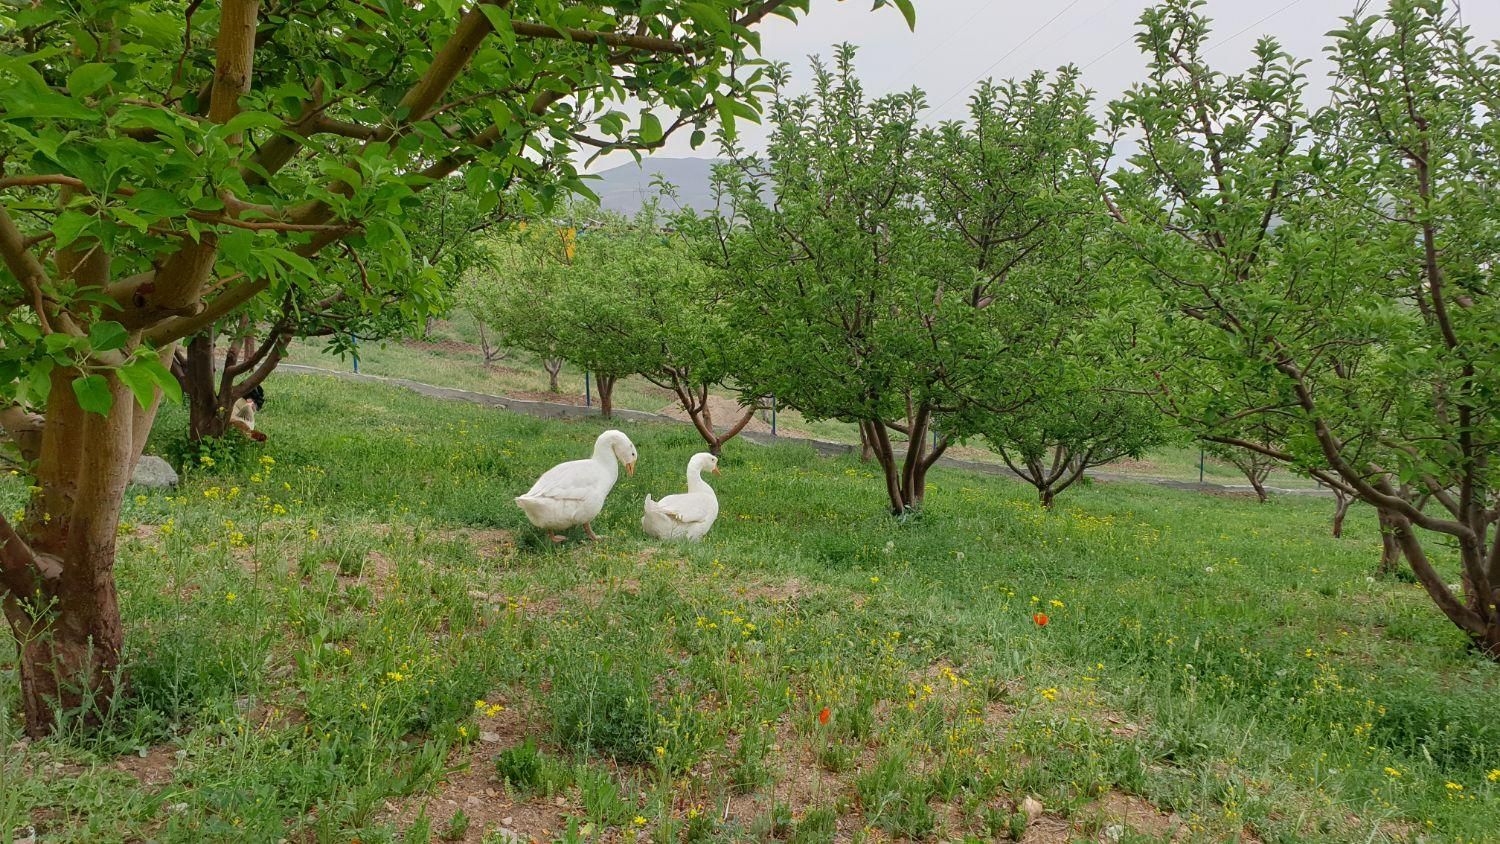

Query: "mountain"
<box><xmin>586</xmin><ymin>157</ymin><xmax>721</xmax><ymax>215</ymax></box>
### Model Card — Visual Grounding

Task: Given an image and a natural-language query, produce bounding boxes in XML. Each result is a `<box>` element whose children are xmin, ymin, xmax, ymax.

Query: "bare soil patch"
<box><xmin>654</xmin><ymin>396</ymin><xmax>773</xmax><ymax>435</ymax></box>
<box><xmin>112</xmin><ymin>744</ymin><xmax>178</xmax><ymax>789</ymax></box>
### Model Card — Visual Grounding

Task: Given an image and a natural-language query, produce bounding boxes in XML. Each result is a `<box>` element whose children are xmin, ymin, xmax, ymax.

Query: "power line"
<box><xmin>1203</xmin><ymin>0</ymin><xmax>1309</xmax><ymax>56</ymax></box>
<box><xmin>876</xmin><ymin>3</ymin><xmax>998</xmax><ymax>96</ymax></box>
<box><xmin>1009</xmin><ymin>0</ymin><xmax>1127</xmax><ymax>73</ymax></box>
<box><xmin>1083</xmin><ymin>0</ymin><xmax>1308</xmax><ymax>72</ymax></box>
<box><xmin>928</xmin><ymin>0</ymin><xmax>1089</xmax><ymax>115</ymax></box>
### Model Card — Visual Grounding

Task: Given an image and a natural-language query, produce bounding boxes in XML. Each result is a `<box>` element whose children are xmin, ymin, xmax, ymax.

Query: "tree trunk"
<box><xmin>1248</xmin><ymin>473</ymin><xmax>1268</xmax><ymax>504</ymax></box>
<box><xmin>1331</xmin><ymin>489</ymin><xmax>1351</xmax><ymax>538</ymax></box>
<box><xmin>3</xmin><ymin>368</ymin><xmax>153</xmax><ymax>737</ymax></box>
<box><xmin>177</xmin><ymin>327</ymin><xmax>285</xmax><ymax>442</ymax></box>
<box><xmin>182</xmin><ymin>332</ymin><xmax>232</xmax><ymax>440</ymax></box>
<box><xmin>858</xmin><ymin>426</ymin><xmax>874</xmax><ymax>463</ymax></box>
<box><xmin>1377</xmin><ymin>509</ymin><xmax>1401</xmax><ymax>577</ymax></box>
<box><xmin>544</xmin><ymin>358</ymin><xmax>562</xmax><ymax>393</ymax></box>
<box><xmin>862</xmin><ymin>420</ymin><xmax>909</xmax><ymax>516</ymax></box>
<box><xmin>596</xmin><ymin>374</ymin><xmax>616</xmax><ymax>418</ymax></box>
<box><xmin>1039</xmin><ymin>487</ymin><xmax>1056</xmax><ymax>509</ymax></box>
<box><xmin>673</xmin><ymin>382</ymin><xmax>758</xmax><ymax>456</ymax></box>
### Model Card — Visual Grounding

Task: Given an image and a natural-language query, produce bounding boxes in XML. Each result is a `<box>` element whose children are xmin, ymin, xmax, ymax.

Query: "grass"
<box><xmin>1</xmin><ymin>372</ymin><xmax>1496</xmax><ymax>843</ymax></box>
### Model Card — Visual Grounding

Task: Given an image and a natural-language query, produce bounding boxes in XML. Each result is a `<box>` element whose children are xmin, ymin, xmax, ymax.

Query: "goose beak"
<box><xmin>711</xmin><ymin>466</ymin><xmax>721</xmax><ymax>476</ymax></box>
<box><xmin>626</xmin><ymin>461</ymin><xmax>636</xmax><ymax>476</ymax></box>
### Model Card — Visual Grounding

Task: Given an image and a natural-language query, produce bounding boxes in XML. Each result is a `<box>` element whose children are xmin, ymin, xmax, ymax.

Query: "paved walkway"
<box><xmin>280</xmin><ymin>364</ymin><xmax>1332</xmax><ymax>498</ymax></box>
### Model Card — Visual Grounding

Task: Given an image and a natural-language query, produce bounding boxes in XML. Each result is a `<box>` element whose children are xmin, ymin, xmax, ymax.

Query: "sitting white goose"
<box><xmin>641</xmin><ymin>452</ymin><xmax>720</xmax><ymax>541</ymax></box>
<box><xmin>516</xmin><ymin>430</ymin><xmax>637</xmax><ymax>542</ymax></box>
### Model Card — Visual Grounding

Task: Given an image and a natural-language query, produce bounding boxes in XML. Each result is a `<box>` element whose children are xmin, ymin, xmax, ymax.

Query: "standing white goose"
<box><xmin>641</xmin><ymin>453</ymin><xmax>721</xmax><ymax>541</ymax></box>
<box><xmin>516</xmin><ymin>430</ymin><xmax>637</xmax><ymax>542</ymax></box>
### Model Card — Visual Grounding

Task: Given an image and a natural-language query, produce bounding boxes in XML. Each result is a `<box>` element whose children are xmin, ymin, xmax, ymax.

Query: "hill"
<box><xmin>586</xmin><ymin>156</ymin><xmax>721</xmax><ymax>215</ymax></box>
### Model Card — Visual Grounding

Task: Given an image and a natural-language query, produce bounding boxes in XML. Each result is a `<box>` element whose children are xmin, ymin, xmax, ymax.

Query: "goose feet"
<box><xmin>584</xmin><ymin>523</ymin><xmax>604</xmax><ymax>542</ymax></box>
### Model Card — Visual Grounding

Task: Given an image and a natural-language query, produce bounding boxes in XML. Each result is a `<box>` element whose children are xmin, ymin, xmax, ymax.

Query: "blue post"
<box><xmin>352</xmin><ymin>334</ymin><xmax>359</xmax><ymax>373</ymax></box>
<box><xmin>1199</xmin><ymin>447</ymin><xmax>1205</xmax><ymax>484</ymax></box>
<box><xmin>585</xmin><ymin>371</ymin><xmax>591</xmax><ymax>408</ymax></box>
<box><xmin>770</xmin><ymin>395</ymin><xmax>777</xmax><ymax>437</ymax></box>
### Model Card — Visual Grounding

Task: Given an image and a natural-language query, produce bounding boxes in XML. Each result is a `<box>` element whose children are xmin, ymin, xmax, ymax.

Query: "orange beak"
<box><xmin>626</xmin><ymin>461</ymin><xmax>636</xmax><ymax>477</ymax></box>
<box><xmin>711</xmin><ymin>465</ymin><xmax>721</xmax><ymax>476</ymax></box>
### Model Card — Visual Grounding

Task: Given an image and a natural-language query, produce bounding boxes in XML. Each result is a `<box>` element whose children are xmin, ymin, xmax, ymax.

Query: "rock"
<box><xmin>465</xmin><ymin>796</ymin><xmax>481</xmax><ymax>807</ymax></box>
<box><xmin>13</xmin><ymin>826</ymin><xmax>36</xmax><ymax>844</ymax></box>
<box><xmin>166</xmin><ymin>803</ymin><xmax>190</xmax><ymax>814</ymax></box>
<box><xmin>480</xmin><ymin>731</ymin><xmax>501</xmax><ymax>743</ymax></box>
<box><xmin>491</xmin><ymin>828</ymin><xmax>523</xmax><ymax>844</ymax></box>
<box><xmin>1020</xmin><ymin>796</ymin><xmax>1044</xmax><ymax>824</ymax></box>
<box><xmin>501</xmin><ymin>816</ymin><xmax>513</xmax><ymax>826</ymax></box>
<box><xmin>131</xmin><ymin>456</ymin><xmax>179</xmax><ymax>489</ymax></box>
<box><xmin>1104</xmin><ymin>824</ymin><xmax>1126</xmax><ymax>842</ymax></box>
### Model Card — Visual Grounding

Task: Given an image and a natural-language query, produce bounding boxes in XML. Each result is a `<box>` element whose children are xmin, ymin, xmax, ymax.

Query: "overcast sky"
<box><xmin>588</xmin><ymin>0</ymin><xmax>1500</xmax><ymax>171</ymax></box>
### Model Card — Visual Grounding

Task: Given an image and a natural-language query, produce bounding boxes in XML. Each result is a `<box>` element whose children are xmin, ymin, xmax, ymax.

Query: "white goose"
<box><xmin>516</xmin><ymin>430</ymin><xmax>637</xmax><ymax>542</ymax></box>
<box><xmin>642</xmin><ymin>452</ymin><xmax>721</xmax><ymax>541</ymax></box>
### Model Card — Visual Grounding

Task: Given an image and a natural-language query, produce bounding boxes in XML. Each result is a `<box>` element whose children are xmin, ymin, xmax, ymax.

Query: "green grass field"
<box><xmin>2</xmin><ymin>373</ymin><xmax>1495</xmax><ymax>843</ymax></box>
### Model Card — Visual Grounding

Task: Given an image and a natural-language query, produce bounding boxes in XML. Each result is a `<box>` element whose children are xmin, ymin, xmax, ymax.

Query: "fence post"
<box><xmin>1199</xmin><ymin>447</ymin><xmax>1205</xmax><ymax>484</ymax></box>
<box><xmin>771</xmin><ymin>395</ymin><xmax>777</xmax><ymax>437</ymax></box>
<box><xmin>352</xmin><ymin>335</ymin><xmax>359</xmax><ymax>374</ymax></box>
<box><xmin>585</xmin><ymin>371</ymin><xmax>591</xmax><ymax>409</ymax></box>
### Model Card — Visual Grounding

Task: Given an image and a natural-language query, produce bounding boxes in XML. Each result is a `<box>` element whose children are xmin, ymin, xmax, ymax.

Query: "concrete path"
<box><xmin>279</xmin><ymin>364</ymin><xmax>1332</xmax><ymax>498</ymax></box>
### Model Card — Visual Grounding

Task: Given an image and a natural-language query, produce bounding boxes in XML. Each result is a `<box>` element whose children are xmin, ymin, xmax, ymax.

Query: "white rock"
<box><xmin>491</xmin><ymin>828</ymin><xmax>523</xmax><ymax>844</ymax></box>
<box><xmin>480</xmin><ymin>731</ymin><xmax>501</xmax><ymax>743</ymax></box>
<box><xmin>1020</xmin><ymin>796</ymin><xmax>1044</xmax><ymax>823</ymax></box>
<box><xmin>13</xmin><ymin>827</ymin><xmax>36</xmax><ymax>844</ymax></box>
<box><xmin>131</xmin><ymin>456</ymin><xmax>179</xmax><ymax>489</ymax></box>
<box><xmin>1104</xmin><ymin>823</ymin><xmax>1126</xmax><ymax>842</ymax></box>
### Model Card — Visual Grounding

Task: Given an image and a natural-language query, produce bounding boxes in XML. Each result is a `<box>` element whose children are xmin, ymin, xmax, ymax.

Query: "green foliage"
<box><xmin>1105</xmin><ymin>0</ymin><xmax>1500</xmax><ymax>649</ymax></box>
<box><xmin>494</xmin><ymin>740</ymin><xmax>574</xmax><ymax>795</ymax></box>
<box><xmin>465</xmin><ymin>203</ymin><xmax>737</xmax><ymax>394</ymax></box>
<box><xmin>0</xmin><ymin>0</ymin><xmax>875</xmax><ymax>419</ymax></box>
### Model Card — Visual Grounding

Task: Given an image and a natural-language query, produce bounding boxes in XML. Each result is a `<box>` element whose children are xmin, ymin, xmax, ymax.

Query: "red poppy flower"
<box><xmin>1032</xmin><ymin>612</ymin><xmax>1050</xmax><ymax>627</ymax></box>
<box><xmin>818</xmin><ymin>706</ymin><xmax>830</xmax><ymax>725</ymax></box>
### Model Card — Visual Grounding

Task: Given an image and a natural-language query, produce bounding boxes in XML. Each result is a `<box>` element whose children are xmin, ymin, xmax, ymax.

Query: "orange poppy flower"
<box><xmin>818</xmin><ymin>707</ymin><xmax>830</xmax><ymax>725</ymax></box>
<box><xmin>1032</xmin><ymin>612</ymin><xmax>1050</xmax><ymax>627</ymax></box>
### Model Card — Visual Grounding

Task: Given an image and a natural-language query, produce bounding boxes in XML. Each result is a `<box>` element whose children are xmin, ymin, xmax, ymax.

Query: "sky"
<box><xmin>588</xmin><ymin>0</ymin><xmax>1500</xmax><ymax>171</ymax></box>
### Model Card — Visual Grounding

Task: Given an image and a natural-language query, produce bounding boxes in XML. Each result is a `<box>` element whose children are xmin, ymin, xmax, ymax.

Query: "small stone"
<box><xmin>131</xmin><ymin>455</ymin><xmax>179</xmax><ymax>489</ymax></box>
<box><xmin>501</xmin><ymin>816</ymin><xmax>514</xmax><ymax>826</ymax></box>
<box><xmin>480</xmin><ymin>731</ymin><xmax>501</xmax><ymax>743</ymax></box>
<box><xmin>14</xmin><ymin>826</ymin><xmax>36</xmax><ymax>844</ymax></box>
<box><xmin>167</xmin><ymin>802</ymin><xmax>190</xmax><ymax>814</ymax></box>
<box><xmin>1020</xmin><ymin>796</ymin><xmax>1044</xmax><ymax>823</ymax></box>
<box><xmin>1104</xmin><ymin>824</ymin><xmax>1126</xmax><ymax>842</ymax></box>
<box><xmin>485</xmin><ymin>788</ymin><xmax>498</xmax><ymax>797</ymax></box>
<box><xmin>465</xmin><ymin>796</ymin><xmax>482</xmax><ymax>807</ymax></box>
<box><xmin>554</xmin><ymin>796</ymin><xmax>567</xmax><ymax>807</ymax></box>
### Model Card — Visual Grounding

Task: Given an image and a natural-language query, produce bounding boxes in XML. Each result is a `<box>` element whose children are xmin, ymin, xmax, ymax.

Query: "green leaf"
<box><xmin>713</xmin><ymin>94</ymin><xmax>736</xmax><ymax>139</ymax></box>
<box><xmin>88</xmin><ymin>320</ymin><xmax>129</xmax><ymax>353</ymax></box>
<box><xmin>52</xmin><ymin>210</ymin><xmax>94</xmax><ymax>247</ymax></box>
<box><xmin>72</xmin><ymin>374</ymin><xmax>113</xmax><ymax>416</ymax></box>
<box><xmin>220</xmin><ymin>110</ymin><xmax>284</xmax><ymax>137</ymax></box>
<box><xmin>67</xmin><ymin>63</ymin><xmax>116</xmax><ymax>97</ymax></box>
<box><xmin>639</xmin><ymin>111</ymin><xmax>664</xmax><ymax>145</ymax></box>
<box><xmin>892</xmin><ymin>0</ymin><xmax>917</xmax><ymax>31</ymax></box>
<box><xmin>116</xmin><ymin>359</ymin><xmax>159</xmax><ymax>409</ymax></box>
<box><xmin>43</xmin><ymin>333</ymin><xmax>77</xmax><ymax>357</ymax></box>
<box><xmin>136</xmin><ymin>354</ymin><xmax>182</xmax><ymax>405</ymax></box>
